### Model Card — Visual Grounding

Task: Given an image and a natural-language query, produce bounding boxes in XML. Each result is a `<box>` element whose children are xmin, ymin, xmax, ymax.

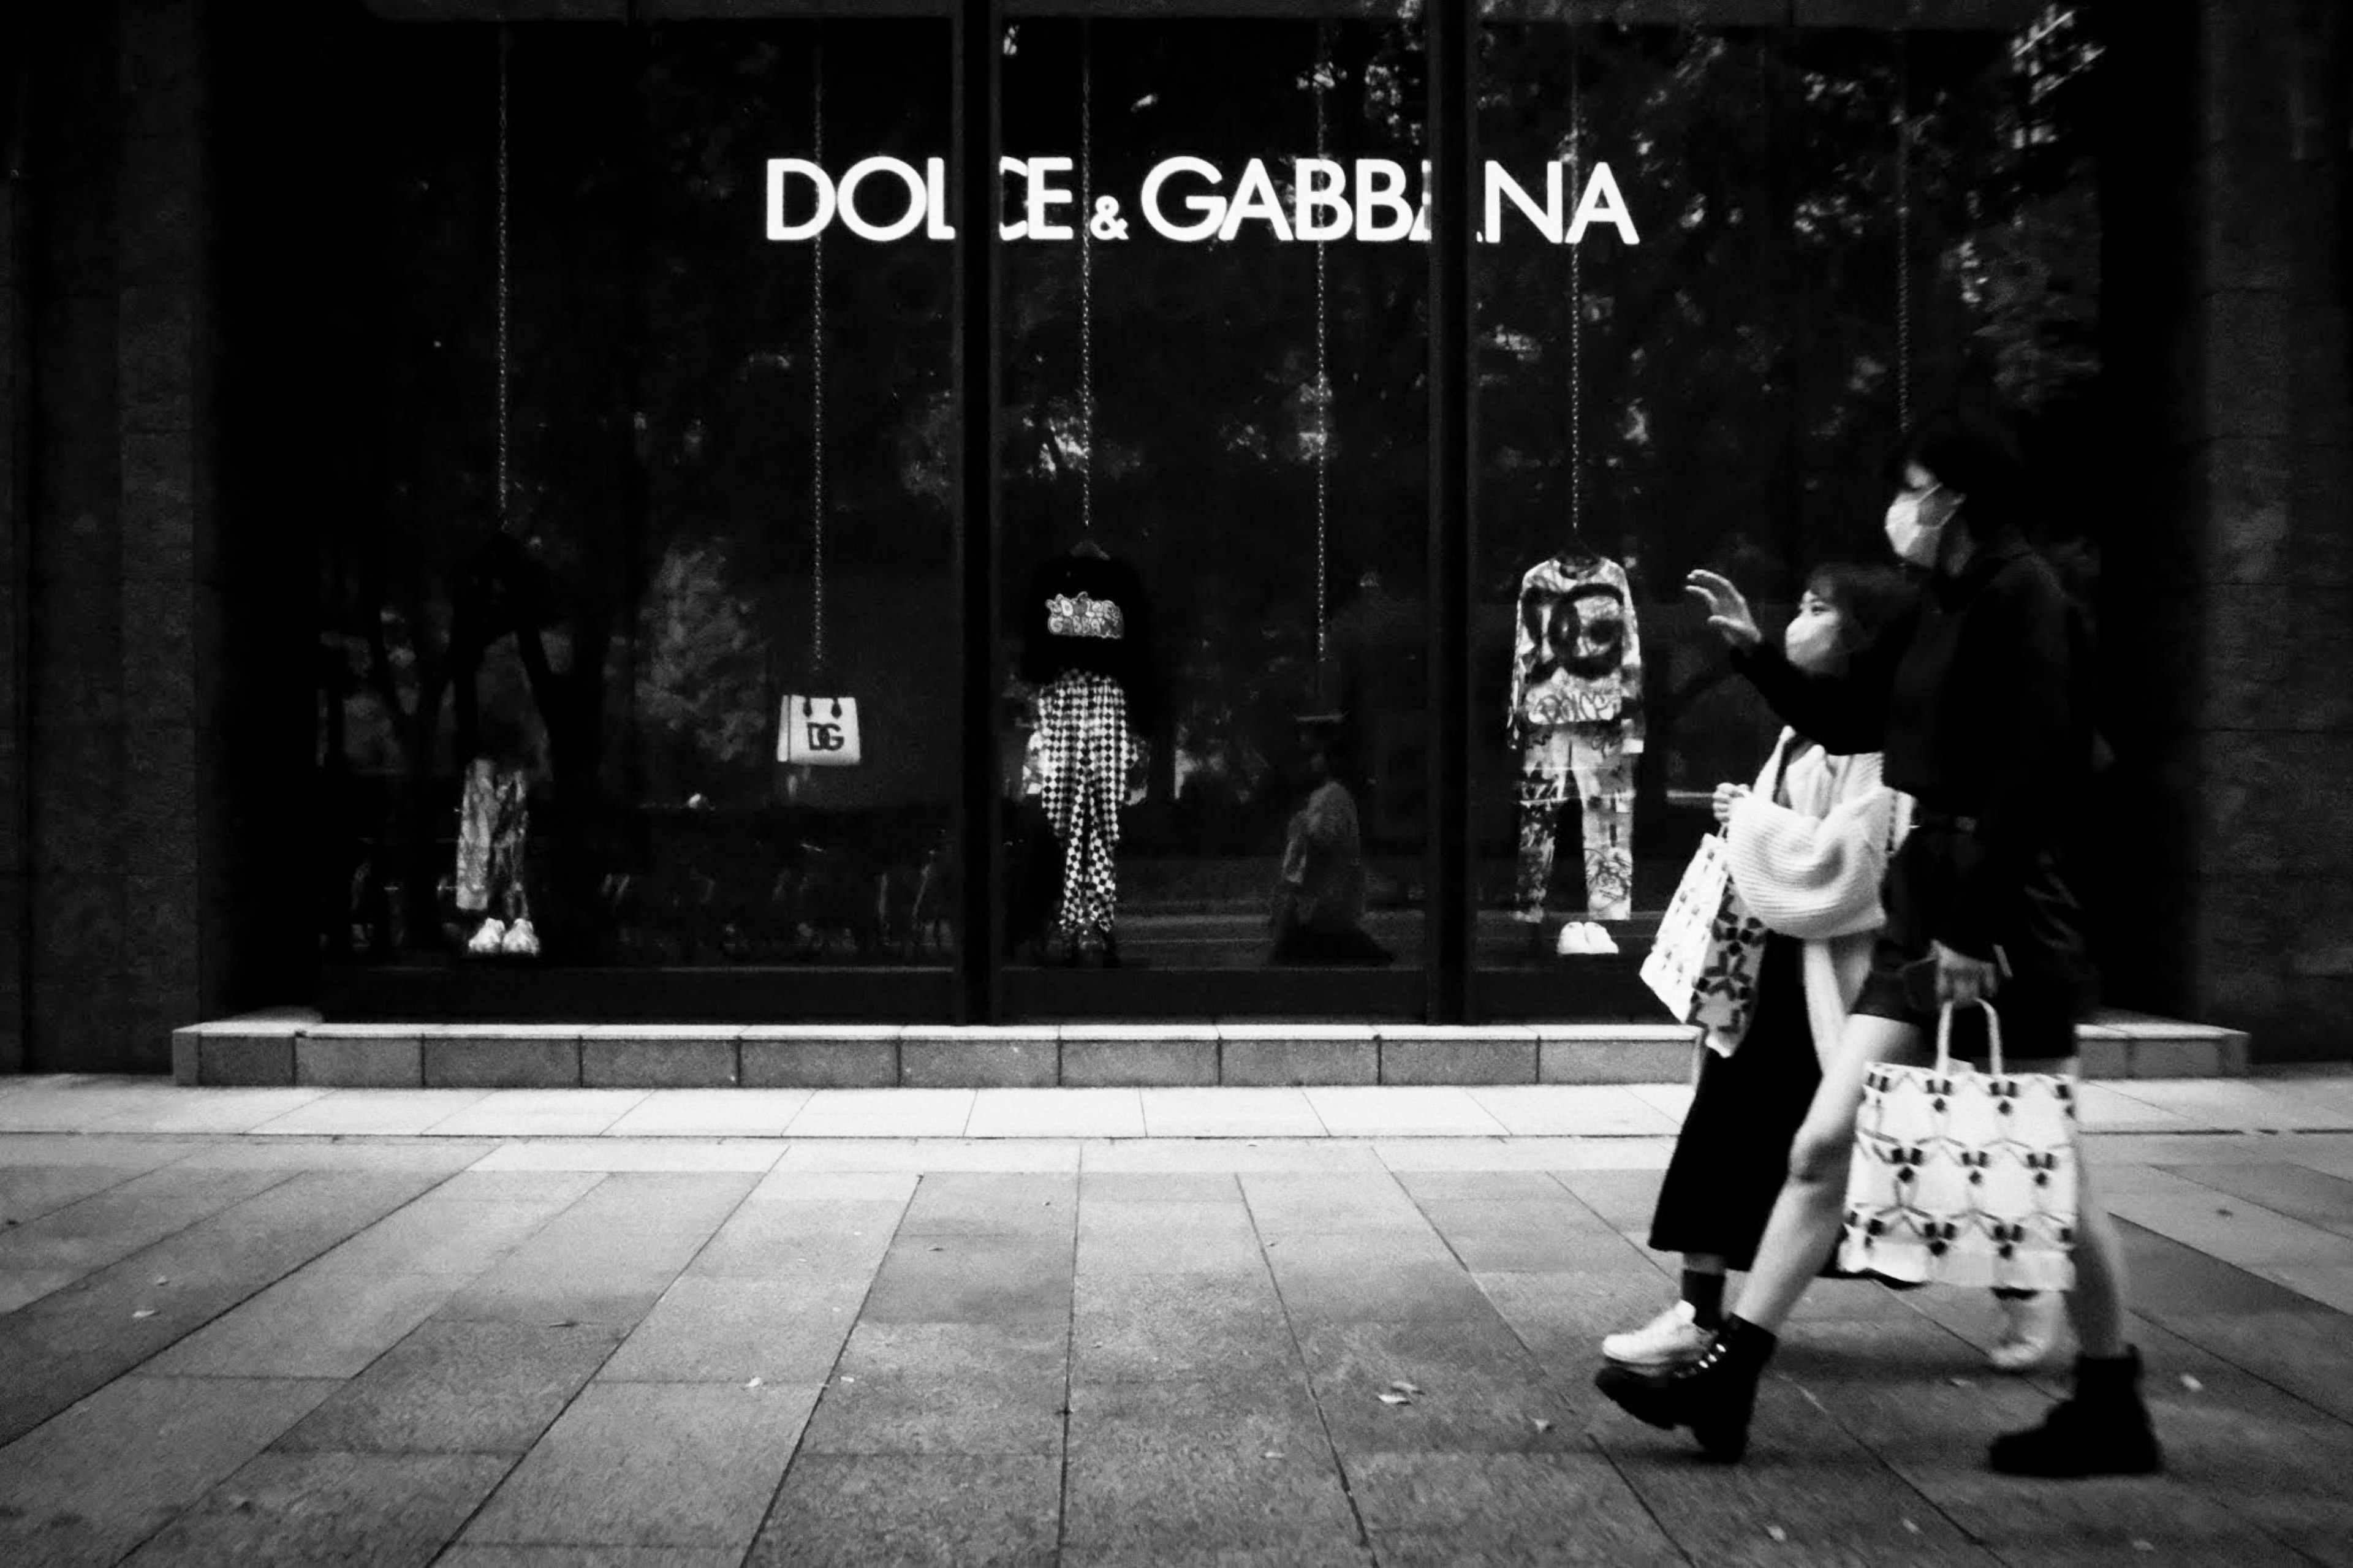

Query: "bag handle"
<box><xmin>1935</xmin><ymin>997</ymin><xmax>2004</xmax><ymax>1077</ymax></box>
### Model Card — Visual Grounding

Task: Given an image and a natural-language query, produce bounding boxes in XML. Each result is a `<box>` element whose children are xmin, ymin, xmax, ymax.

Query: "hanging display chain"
<box><xmin>1079</xmin><ymin>22</ymin><xmax>1094</xmax><ymax>535</ymax></box>
<box><xmin>496</xmin><ymin>26</ymin><xmax>512</xmax><ymax>526</ymax></box>
<box><xmin>811</xmin><ymin>42</ymin><xmax>828</xmax><ymax>674</ymax></box>
<box><xmin>1567</xmin><ymin>25</ymin><xmax>1583</xmax><ymax>542</ymax></box>
<box><xmin>1314</xmin><ymin>23</ymin><xmax>1331</xmax><ymax>663</ymax></box>
<box><xmin>1895</xmin><ymin>30</ymin><xmax>1912</xmax><ymax>434</ymax></box>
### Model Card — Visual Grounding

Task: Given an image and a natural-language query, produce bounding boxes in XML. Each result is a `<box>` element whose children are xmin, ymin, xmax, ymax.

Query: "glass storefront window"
<box><xmin>309</xmin><ymin>1</ymin><xmax>2102</xmax><ymax>1021</ymax></box>
<box><xmin>995</xmin><ymin>12</ymin><xmax>1429</xmax><ymax>992</ymax></box>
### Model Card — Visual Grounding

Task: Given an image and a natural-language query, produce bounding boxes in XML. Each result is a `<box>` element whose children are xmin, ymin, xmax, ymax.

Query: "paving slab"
<box><xmin>1076</xmin><ymin>1171</ymin><xmax>1243</xmax><ymax>1202</ymax></box>
<box><xmin>313</xmin><ymin>1195</ymin><xmax>582</xmax><ymax>1278</ymax></box>
<box><xmin>857</xmin><ymin>1235</ymin><xmax>1075</xmax><ymax>1325</ymax></box>
<box><xmin>745</xmin><ymin>1455</ymin><xmax>1060</xmax><ymax>1568</ymax></box>
<box><xmin>1344</xmin><ymin>1452</ymin><xmax>1684</xmax><ymax>1566</ymax></box>
<box><xmin>1061</xmin><ymin>1376</ymin><xmax>1360</xmax><ymax>1562</ymax></box>
<box><xmin>121</xmin><ymin>1449</ymin><xmax>513</xmax><ymax>1567</ymax></box>
<box><xmin>436</xmin><ymin>1174</ymin><xmax>755</xmax><ymax>1326</ymax></box>
<box><xmin>1264</xmin><ymin>1233</ymin><xmax>1501</xmax><ymax>1325</ymax></box>
<box><xmin>775</xmin><ymin>1138</ymin><xmax>1078</xmax><ymax>1173</ymax></box>
<box><xmin>1238</xmin><ymin>1172</ymin><xmax>1427</xmax><ymax>1234</ymax></box>
<box><xmin>0</xmin><ymin>1169</ymin><xmax>447</xmax><ymax>1445</ymax></box>
<box><xmin>0</xmin><ymin>1374</ymin><xmax>338</xmax><ymax>1567</ymax></box>
<box><xmin>602</xmin><ymin>1090</ymin><xmax>813</xmax><ymax>1138</ymax></box>
<box><xmin>745</xmin><ymin>1169</ymin><xmax>920</xmax><ymax>1203</ymax></box>
<box><xmin>274</xmin><ymin>1319</ymin><xmax>626</xmax><ymax>1455</ymax></box>
<box><xmin>797</xmin><ymin>1321</ymin><xmax>1068</xmax><ymax>1456</ymax></box>
<box><xmin>433</xmin><ymin>1544</ymin><xmax>738</xmax><ymax>1553</ymax></box>
<box><xmin>0</xmin><ymin>1161</ymin><xmax>174</xmax><ymax>1227</ymax></box>
<box><xmin>1137</xmin><ymin>1087</ymin><xmax>1328</xmax><ymax>1138</ymax></box>
<box><xmin>460</xmin><ymin>1382</ymin><xmax>817</xmax><ymax>1553</ymax></box>
<box><xmin>464</xmin><ymin>1140</ymin><xmax>783</xmax><ymax>1173</ymax></box>
<box><xmin>144</xmin><ymin>1265</ymin><xmax>463</xmax><ymax>1379</ymax></box>
<box><xmin>684</xmin><ymin>1199</ymin><xmax>905</xmax><ymax>1279</ymax></box>
<box><xmin>1596</xmin><ymin>1379</ymin><xmax>2007</xmax><ymax>1567</ymax></box>
<box><xmin>2165</xmin><ymin>1159</ymin><xmax>2353</xmax><ymax>1238</ymax></box>
<box><xmin>1075</xmin><ymin>1202</ymin><xmax>1267</xmax><ymax>1277</ymax></box>
<box><xmin>249</xmin><ymin>1090</ymin><xmax>491</xmax><ymax>1138</ymax></box>
<box><xmin>599</xmin><ymin>1276</ymin><xmax>871</xmax><ymax>1383</ymax></box>
<box><xmin>898</xmin><ymin>1171</ymin><xmax>1079</xmax><ymax>1237</ymax></box>
<box><xmin>0</xmin><ymin>1165</ymin><xmax>290</xmax><ymax>1276</ymax></box>
<box><xmin>0</xmin><ymin>1268</ymin><xmax>85</xmax><ymax>1314</ymax></box>
<box><xmin>1072</xmin><ymin>1268</ymin><xmax>1295</xmax><ymax>1382</ymax></box>
<box><xmin>1298</xmin><ymin>1317</ymin><xmax>1577</xmax><ymax>1455</ymax></box>
<box><xmin>1415</xmin><ymin>1197</ymin><xmax>1642</xmax><ymax>1271</ymax></box>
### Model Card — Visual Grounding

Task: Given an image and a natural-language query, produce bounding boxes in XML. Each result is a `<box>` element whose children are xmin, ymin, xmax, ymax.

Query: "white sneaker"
<box><xmin>1556</xmin><ymin>922</ymin><xmax>1591</xmax><ymax>956</ymax></box>
<box><xmin>501</xmin><ymin>917</ymin><xmax>540</xmax><ymax>957</ymax></box>
<box><xmin>466</xmin><ymin>918</ymin><xmax>507</xmax><ymax>956</ymax></box>
<box><xmin>1587</xmin><ymin>925</ymin><xmax>1619</xmax><ymax>955</ymax></box>
<box><xmin>1988</xmin><ymin>1292</ymin><xmax>2065</xmax><ymax>1373</ymax></box>
<box><xmin>1602</xmin><ymin>1300</ymin><xmax>1715</xmax><ymax>1369</ymax></box>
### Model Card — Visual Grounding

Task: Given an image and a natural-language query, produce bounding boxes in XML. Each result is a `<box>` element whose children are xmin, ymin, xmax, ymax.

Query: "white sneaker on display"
<box><xmin>1602</xmin><ymin>1299</ymin><xmax>1715</xmax><ymax>1369</ymax></box>
<box><xmin>1587</xmin><ymin>925</ymin><xmax>1620</xmax><ymax>955</ymax></box>
<box><xmin>1556</xmin><ymin>922</ymin><xmax>1592</xmax><ymax>956</ymax></box>
<box><xmin>466</xmin><ymin>918</ymin><xmax>507</xmax><ymax>956</ymax></box>
<box><xmin>1988</xmin><ymin>1292</ymin><xmax>2066</xmax><ymax>1373</ymax></box>
<box><xmin>501</xmin><ymin>917</ymin><xmax>540</xmax><ymax>957</ymax></box>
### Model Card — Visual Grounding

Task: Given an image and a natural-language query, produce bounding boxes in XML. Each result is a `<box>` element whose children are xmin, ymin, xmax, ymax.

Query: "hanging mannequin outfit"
<box><xmin>1019</xmin><ymin>550</ymin><xmax>1156</xmax><ymax>960</ymax></box>
<box><xmin>1509</xmin><ymin>547</ymin><xmax>1643</xmax><ymax>925</ymax></box>
<box><xmin>455</xmin><ymin>756</ymin><xmax>536</xmax><ymax>955</ymax></box>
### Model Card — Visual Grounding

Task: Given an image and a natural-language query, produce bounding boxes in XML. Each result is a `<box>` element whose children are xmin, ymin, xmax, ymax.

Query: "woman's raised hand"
<box><xmin>1684</xmin><ymin>569</ymin><xmax>1762</xmax><ymax>651</ymax></box>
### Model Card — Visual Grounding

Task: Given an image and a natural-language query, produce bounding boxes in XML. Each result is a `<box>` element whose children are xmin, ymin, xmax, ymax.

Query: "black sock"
<box><xmin>1992</xmin><ymin>1287</ymin><xmax>2036</xmax><ymax>1301</ymax></box>
<box><xmin>1683</xmin><ymin>1269</ymin><xmax>1726</xmax><ymax>1329</ymax></box>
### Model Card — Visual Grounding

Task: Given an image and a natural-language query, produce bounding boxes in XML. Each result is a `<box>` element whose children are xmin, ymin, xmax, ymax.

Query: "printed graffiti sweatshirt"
<box><xmin>1018</xmin><ymin>551</ymin><xmax>1159</xmax><ymax>732</ymax></box>
<box><xmin>1509</xmin><ymin>549</ymin><xmax>1644</xmax><ymax>747</ymax></box>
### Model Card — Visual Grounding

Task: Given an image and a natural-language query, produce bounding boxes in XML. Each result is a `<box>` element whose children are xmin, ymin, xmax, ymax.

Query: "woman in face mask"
<box><xmin>1596</xmin><ymin>406</ymin><xmax>2157</xmax><ymax>1482</ymax></box>
<box><xmin>1602</xmin><ymin>563</ymin><xmax>1912</xmax><ymax>1376</ymax></box>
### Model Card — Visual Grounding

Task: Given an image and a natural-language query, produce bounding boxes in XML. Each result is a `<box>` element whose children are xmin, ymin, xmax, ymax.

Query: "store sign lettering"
<box><xmin>764</xmin><ymin>156</ymin><xmax>1639</xmax><ymax>246</ymax></box>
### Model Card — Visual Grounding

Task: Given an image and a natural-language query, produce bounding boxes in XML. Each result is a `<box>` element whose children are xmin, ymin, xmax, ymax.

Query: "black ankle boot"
<box><xmin>1595</xmin><ymin>1314</ymin><xmax>1778</xmax><ymax>1462</ymax></box>
<box><xmin>1987</xmin><ymin>1347</ymin><xmax>2163</xmax><ymax>1477</ymax></box>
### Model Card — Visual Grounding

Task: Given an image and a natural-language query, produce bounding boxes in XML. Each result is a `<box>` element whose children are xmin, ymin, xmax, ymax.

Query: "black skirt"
<box><xmin>1647</xmin><ymin>931</ymin><xmax>1822</xmax><ymax>1271</ymax></box>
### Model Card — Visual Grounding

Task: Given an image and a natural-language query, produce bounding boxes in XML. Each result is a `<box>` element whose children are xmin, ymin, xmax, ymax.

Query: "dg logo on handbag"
<box><xmin>779</xmin><ymin>694</ymin><xmax>863</xmax><ymax>768</ymax></box>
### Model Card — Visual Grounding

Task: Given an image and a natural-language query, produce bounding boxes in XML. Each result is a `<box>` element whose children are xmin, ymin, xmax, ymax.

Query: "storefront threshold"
<box><xmin>170</xmin><ymin>1012</ymin><xmax>2251</xmax><ymax>1089</ymax></box>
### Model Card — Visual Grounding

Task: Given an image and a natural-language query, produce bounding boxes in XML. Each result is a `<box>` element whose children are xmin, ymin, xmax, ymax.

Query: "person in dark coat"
<box><xmin>1596</xmin><ymin>406</ymin><xmax>2159</xmax><ymax>1479</ymax></box>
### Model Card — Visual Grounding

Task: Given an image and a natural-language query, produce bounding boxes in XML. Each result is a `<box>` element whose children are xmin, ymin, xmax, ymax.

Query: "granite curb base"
<box><xmin>169</xmin><ymin>1013</ymin><xmax>2254</xmax><ymax>1089</ymax></box>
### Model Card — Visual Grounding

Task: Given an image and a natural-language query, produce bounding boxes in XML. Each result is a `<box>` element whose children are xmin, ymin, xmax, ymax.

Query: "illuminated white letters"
<box><xmin>1141</xmin><ymin>156</ymin><xmax>1225</xmax><ymax>241</ymax></box>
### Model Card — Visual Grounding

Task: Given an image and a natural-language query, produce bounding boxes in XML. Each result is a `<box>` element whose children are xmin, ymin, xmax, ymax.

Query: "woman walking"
<box><xmin>1603</xmin><ymin>563</ymin><xmax>1919</xmax><ymax>1369</ymax></box>
<box><xmin>1597</xmin><ymin>407</ymin><xmax>2159</xmax><ymax>1477</ymax></box>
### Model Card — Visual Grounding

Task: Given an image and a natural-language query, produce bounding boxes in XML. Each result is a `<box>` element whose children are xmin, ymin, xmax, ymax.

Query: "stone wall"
<box><xmin>0</xmin><ymin>0</ymin><xmax>306</xmax><ymax>1072</ymax></box>
<box><xmin>2101</xmin><ymin>0</ymin><xmax>2353</xmax><ymax>1058</ymax></box>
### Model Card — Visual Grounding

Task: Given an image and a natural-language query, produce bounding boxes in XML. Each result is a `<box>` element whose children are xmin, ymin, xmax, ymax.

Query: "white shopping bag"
<box><xmin>779</xmin><ymin>695</ymin><xmax>862</xmax><ymax>767</ymax></box>
<box><xmin>1838</xmin><ymin>999</ymin><xmax>2079</xmax><ymax>1291</ymax></box>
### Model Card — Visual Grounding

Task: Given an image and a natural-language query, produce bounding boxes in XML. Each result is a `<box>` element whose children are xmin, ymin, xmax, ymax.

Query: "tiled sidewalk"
<box><xmin>2</xmin><ymin>1074</ymin><xmax>2349</xmax><ymax>1564</ymax></box>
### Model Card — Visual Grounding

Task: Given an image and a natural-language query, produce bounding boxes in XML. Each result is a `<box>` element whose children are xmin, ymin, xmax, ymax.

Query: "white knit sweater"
<box><xmin>1721</xmin><ymin>729</ymin><xmax>1912</xmax><ymax>1065</ymax></box>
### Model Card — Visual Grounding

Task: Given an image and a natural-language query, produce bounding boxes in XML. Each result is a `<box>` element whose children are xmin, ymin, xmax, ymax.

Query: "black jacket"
<box><xmin>1730</xmin><ymin>529</ymin><xmax>2095</xmax><ymax>965</ymax></box>
<box><xmin>1018</xmin><ymin>551</ymin><xmax>1158</xmax><ymax>731</ymax></box>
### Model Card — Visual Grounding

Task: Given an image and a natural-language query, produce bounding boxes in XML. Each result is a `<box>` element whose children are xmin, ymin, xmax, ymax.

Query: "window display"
<box><xmin>303</xmin><ymin>1</ymin><xmax>2101</xmax><ymax>1020</ymax></box>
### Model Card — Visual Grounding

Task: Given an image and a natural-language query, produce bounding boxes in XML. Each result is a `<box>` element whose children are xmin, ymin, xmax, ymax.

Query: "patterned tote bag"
<box><xmin>1838</xmin><ymin>999</ymin><xmax>2080</xmax><ymax>1291</ymax></box>
<box><xmin>1638</xmin><ymin>833</ymin><xmax>1769</xmax><ymax>1053</ymax></box>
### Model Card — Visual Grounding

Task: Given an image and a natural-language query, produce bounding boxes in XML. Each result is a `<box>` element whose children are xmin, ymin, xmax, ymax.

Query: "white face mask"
<box><xmin>1783</xmin><ymin>600</ymin><xmax>1843</xmax><ymax>673</ymax></box>
<box><xmin>1884</xmin><ymin>482</ymin><xmax>1952</xmax><ymax>567</ymax></box>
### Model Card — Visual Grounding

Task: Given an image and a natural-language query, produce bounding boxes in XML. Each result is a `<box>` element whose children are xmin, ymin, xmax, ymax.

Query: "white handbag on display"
<box><xmin>1837</xmin><ymin>999</ymin><xmax>2081</xmax><ymax>1292</ymax></box>
<box><xmin>779</xmin><ymin>695</ymin><xmax>863</xmax><ymax>767</ymax></box>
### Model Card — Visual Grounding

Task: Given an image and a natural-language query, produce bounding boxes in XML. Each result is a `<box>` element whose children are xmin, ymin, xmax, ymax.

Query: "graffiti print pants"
<box><xmin>1515</xmin><ymin>721</ymin><xmax>1632</xmax><ymax>923</ymax></box>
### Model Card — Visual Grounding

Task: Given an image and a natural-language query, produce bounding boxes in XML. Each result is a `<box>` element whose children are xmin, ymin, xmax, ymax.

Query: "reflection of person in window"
<box><xmin>1268</xmin><ymin>716</ymin><xmax>1392</xmax><ymax>968</ymax></box>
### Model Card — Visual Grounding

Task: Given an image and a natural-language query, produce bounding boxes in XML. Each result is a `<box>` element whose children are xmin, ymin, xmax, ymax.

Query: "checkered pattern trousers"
<box><xmin>1035</xmin><ymin>672</ymin><xmax>1137</xmax><ymax>953</ymax></box>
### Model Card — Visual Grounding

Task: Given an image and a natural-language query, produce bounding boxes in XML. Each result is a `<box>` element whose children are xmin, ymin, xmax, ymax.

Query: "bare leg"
<box><xmin>1730</xmin><ymin>1013</ymin><xmax>1925</xmax><ymax>1335</ymax></box>
<box><xmin>2065</xmin><ymin>1154</ymin><xmax>2131</xmax><ymax>1358</ymax></box>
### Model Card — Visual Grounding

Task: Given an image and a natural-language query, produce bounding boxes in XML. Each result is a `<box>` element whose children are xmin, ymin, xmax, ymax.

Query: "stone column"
<box><xmin>1</xmin><ymin>9</ymin><xmax>29</xmax><ymax>1072</ymax></box>
<box><xmin>2102</xmin><ymin>0</ymin><xmax>2353</xmax><ymax>1058</ymax></box>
